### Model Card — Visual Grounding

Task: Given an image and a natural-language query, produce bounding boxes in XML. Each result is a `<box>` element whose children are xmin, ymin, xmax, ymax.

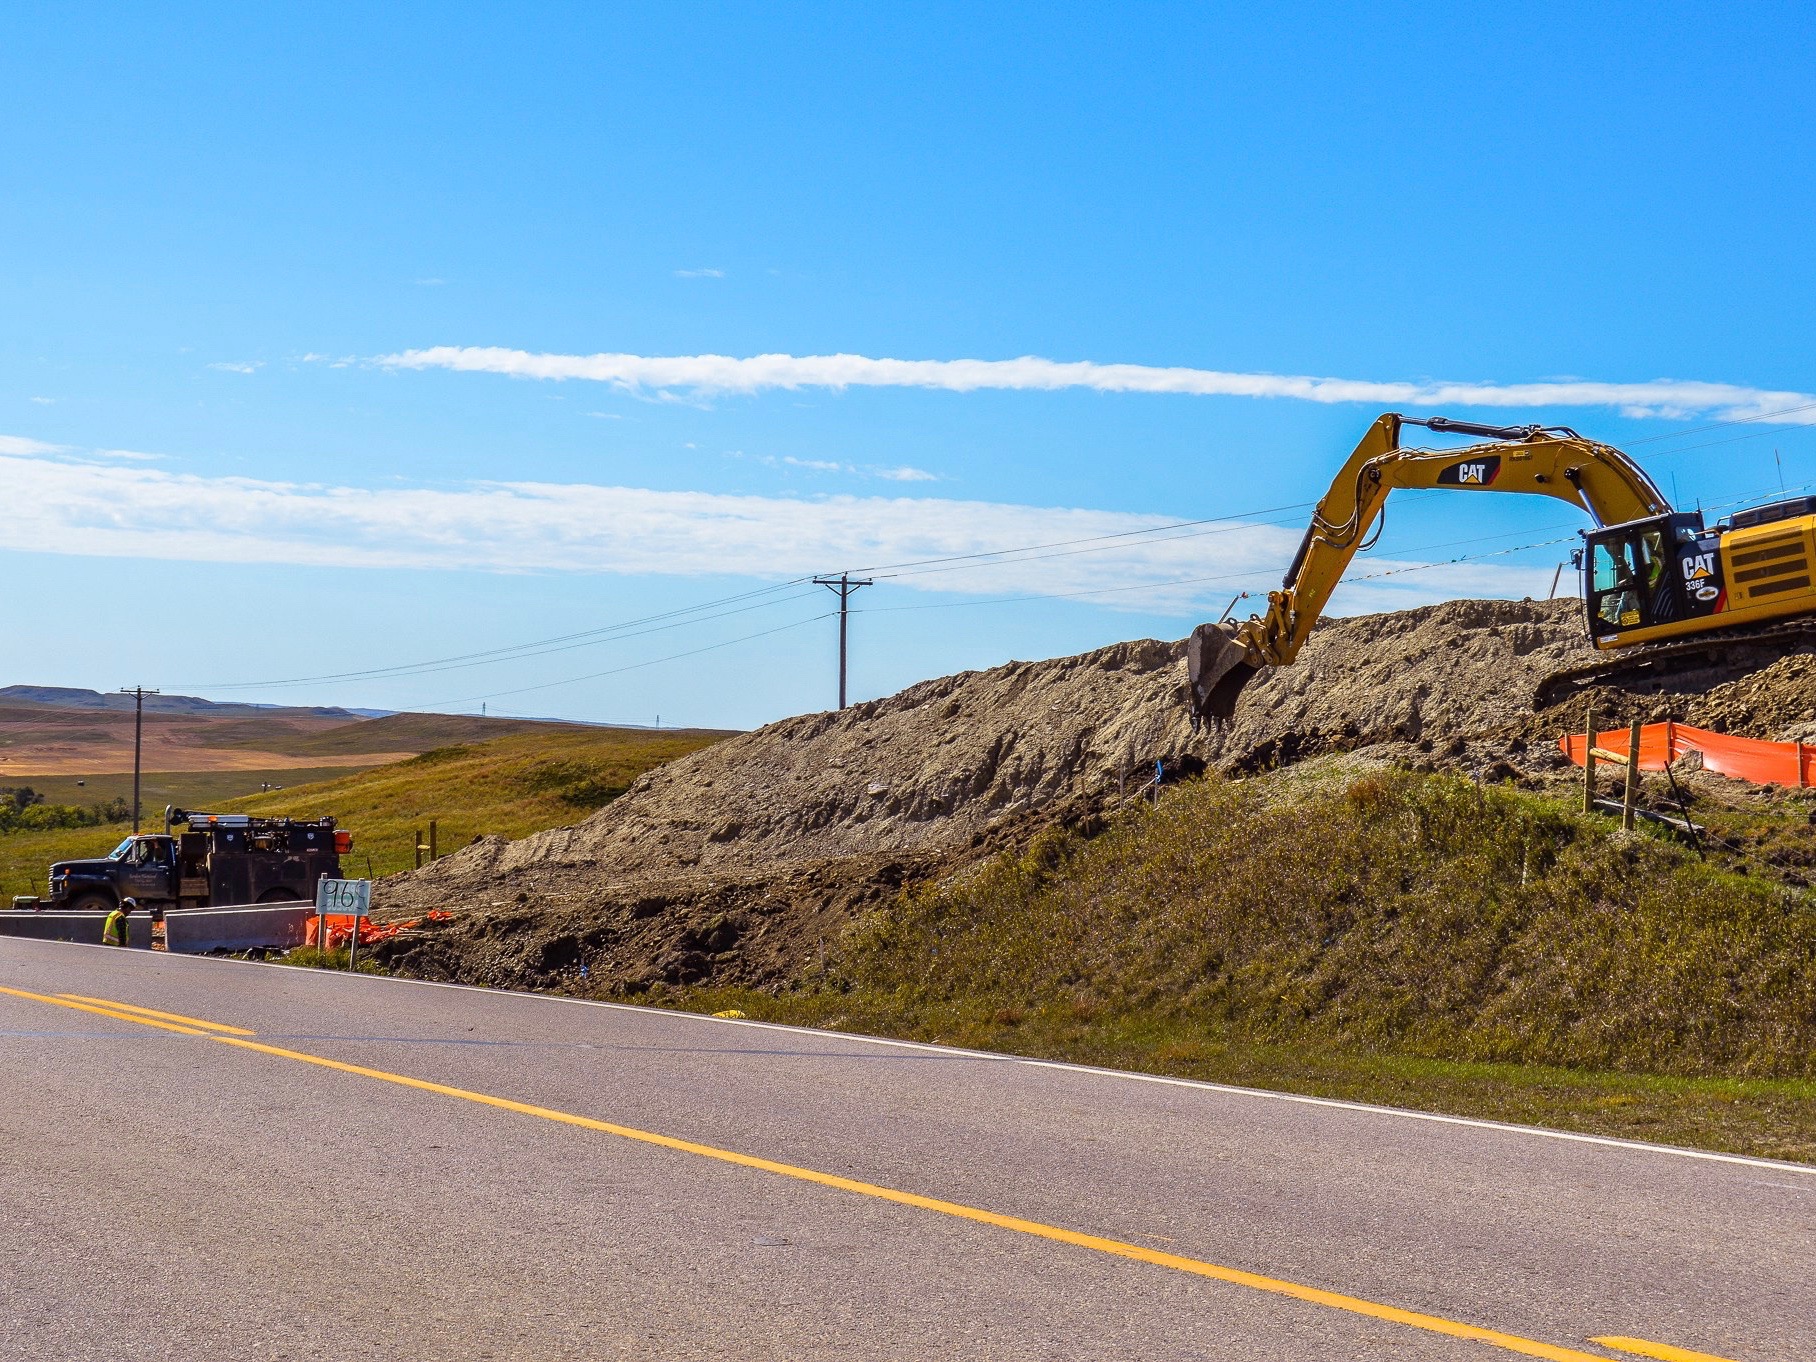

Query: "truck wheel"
<box><xmin>68</xmin><ymin>892</ymin><xmax>114</xmax><ymax>913</ymax></box>
<box><xmin>257</xmin><ymin>887</ymin><xmax>300</xmax><ymax>904</ymax></box>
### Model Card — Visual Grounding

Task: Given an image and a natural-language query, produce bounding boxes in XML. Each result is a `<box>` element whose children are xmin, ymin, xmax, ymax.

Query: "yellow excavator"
<box><xmin>1187</xmin><ymin>413</ymin><xmax>1816</xmax><ymax>724</ymax></box>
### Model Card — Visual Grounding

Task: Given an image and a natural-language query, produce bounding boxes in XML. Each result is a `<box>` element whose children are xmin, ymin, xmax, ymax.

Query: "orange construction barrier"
<box><xmin>304</xmin><ymin>909</ymin><xmax>452</xmax><ymax>950</ymax></box>
<box><xmin>1560</xmin><ymin>722</ymin><xmax>1816</xmax><ymax>787</ymax></box>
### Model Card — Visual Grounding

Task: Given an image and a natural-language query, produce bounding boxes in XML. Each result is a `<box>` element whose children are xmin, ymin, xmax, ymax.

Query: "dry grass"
<box><xmin>0</xmin><ymin>725</ymin><xmax>725</xmax><ymax>895</ymax></box>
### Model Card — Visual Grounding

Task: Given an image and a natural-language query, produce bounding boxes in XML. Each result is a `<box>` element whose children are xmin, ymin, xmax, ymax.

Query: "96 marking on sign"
<box><xmin>315</xmin><ymin>878</ymin><xmax>372</xmax><ymax>917</ymax></box>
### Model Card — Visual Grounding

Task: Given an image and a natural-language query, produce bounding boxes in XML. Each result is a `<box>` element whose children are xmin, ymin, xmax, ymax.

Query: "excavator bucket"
<box><xmin>1186</xmin><ymin>622</ymin><xmax>1260</xmax><ymax>727</ymax></box>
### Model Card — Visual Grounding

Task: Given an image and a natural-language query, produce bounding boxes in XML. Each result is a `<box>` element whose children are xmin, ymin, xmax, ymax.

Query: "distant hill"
<box><xmin>0</xmin><ymin>686</ymin><xmax>377</xmax><ymax>721</ymax></box>
<box><xmin>219</xmin><ymin>711</ymin><xmax>655</xmax><ymax>759</ymax></box>
<box><xmin>0</xmin><ymin>684</ymin><xmax>714</xmax><ymax>782</ymax></box>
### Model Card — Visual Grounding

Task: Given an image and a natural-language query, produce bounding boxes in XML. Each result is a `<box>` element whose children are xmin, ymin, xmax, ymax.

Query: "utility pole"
<box><xmin>812</xmin><ymin>573</ymin><xmax>873</xmax><ymax>709</ymax></box>
<box><xmin>119</xmin><ymin>686</ymin><xmax>160</xmax><ymax>833</ymax></box>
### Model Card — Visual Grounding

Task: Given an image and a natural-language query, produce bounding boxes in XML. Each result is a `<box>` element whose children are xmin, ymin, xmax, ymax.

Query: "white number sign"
<box><xmin>315</xmin><ymin>878</ymin><xmax>372</xmax><ymax>917</ymax></box>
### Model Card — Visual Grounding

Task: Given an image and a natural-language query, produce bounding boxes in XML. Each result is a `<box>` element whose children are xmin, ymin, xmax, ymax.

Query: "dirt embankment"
<box><xmin>375</xmin><ymin>596</ymin><xmax>1816</xmax><ymax>993</ymax></box>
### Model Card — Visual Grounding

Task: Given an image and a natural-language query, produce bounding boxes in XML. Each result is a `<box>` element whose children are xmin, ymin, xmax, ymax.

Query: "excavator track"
<box><xmin>1532</xmin><ymin>619</ymin><xmax>1816</xmax><ymax>710</ymax></box>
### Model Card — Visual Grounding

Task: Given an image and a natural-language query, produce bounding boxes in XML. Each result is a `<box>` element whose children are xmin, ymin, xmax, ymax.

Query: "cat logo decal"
<box><xmin>1681</xmin><ymin>552</ymin><xmax>1717</xmax><ymax>581</ymax></box>
<box><xmin>1436</xmin><ymin>455</ymin><xmax>1502</xmax><ymax>487</ymax></box>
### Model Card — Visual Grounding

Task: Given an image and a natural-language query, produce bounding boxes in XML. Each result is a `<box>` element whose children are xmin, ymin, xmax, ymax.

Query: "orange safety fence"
<box><xmin>305</xmin><ymin>909</ymin><xmax>453</xmax><ymax>950</ymax></box>
<box><xmin>1559</xmin><ymin>722</ymin><xmax>1816</xmax><ymax>788</ymax></box>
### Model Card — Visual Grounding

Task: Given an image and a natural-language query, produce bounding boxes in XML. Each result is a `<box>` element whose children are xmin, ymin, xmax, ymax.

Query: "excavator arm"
<box><xmin>1186</xmin><ymin>413</ymin><xmax>1672</xmax><ymax>725</ymax></box>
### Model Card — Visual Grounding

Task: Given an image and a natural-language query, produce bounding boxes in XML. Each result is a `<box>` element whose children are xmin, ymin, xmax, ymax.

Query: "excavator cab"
<box><xmin>1580</xmin><ymin>511</ymin><xmax>1718</xmax><ymax>642</ymax></box>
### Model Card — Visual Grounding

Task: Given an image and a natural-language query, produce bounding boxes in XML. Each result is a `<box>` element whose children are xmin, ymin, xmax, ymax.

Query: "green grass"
<box><xmin>0</xmin><ymin>724</ymin><xmax>725</xmax><ymax>896</ymax></box>
<box><xmin>274</xmin><ymin>945</ymin><xmax>386</xmax><ymax>973</ymax></box>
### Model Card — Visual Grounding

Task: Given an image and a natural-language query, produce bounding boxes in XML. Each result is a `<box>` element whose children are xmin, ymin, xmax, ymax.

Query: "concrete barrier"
<box><xmin>164</xmin><ymin>902</ymin><xmax>314</xmax><ymax>954</ymax></box>
<box><xmin>0</xmin><ymin>911</ymin><xmax>153</xmax><ymax>949</ymax></box>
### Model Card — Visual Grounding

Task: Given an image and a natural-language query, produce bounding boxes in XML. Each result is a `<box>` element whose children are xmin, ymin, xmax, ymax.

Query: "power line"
<box><xmin>414</xmin><ymin>610</ymin><xmax>838</xmax><ymax>710</ymax></box>
<box><xmin>181</xmin><ymin>400</ymin><xmax>1816</xmax><ymax>701</ymax></box>
<box><xmin>840</xmin><ymin>501</ymin><xmax>1320</xmax><ymax>576</ymax></box>
<box><xmin>854</xmin><ymin>473</ymin><xmax>1816</xmax><ymax>618</ymax></box>
<box><xmin>192</xmin><ymin>579</ymin><xmax>816</xmax><ymax>690</ymax></box>
<box><xmin>1625</xmin><ymin>399</ymin><xmax>1816</xmax><ymax>446</ymax></box>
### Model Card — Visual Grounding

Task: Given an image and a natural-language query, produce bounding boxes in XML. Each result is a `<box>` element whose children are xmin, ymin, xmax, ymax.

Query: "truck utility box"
<box><xmin>37</xmin><ymin>808</ymin><xmax>350</xmax><ymax>914</ymax></box>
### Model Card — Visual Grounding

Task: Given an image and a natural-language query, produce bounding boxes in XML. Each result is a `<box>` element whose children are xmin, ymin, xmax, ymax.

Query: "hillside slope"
<box><xmin>377</xmin><ymin>596</ymin><xmax>1816</xmax><ymax>993</ymax></box>
<box><xmin>0</xmin><ymin>726</ymin><xmax>726</xmax><ymax>898</ymax></box>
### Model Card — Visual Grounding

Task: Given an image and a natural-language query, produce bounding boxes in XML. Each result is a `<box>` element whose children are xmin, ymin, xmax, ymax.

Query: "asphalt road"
<box><xmin>1</xmin><ymin>938</ymin><xmax>1809</xmax><ymax>1362</ymax></box>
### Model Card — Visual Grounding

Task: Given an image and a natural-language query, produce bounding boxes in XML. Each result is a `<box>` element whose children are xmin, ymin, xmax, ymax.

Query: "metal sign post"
<box><xmin>314</xmin><ymin>877</ymin><xmax>372</xmax><ymax>968</ymax></box>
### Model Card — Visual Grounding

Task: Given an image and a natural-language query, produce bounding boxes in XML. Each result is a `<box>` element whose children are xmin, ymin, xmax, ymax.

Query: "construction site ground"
<box><xmin>373</xmin><ymin>595</ymin><xmax>1816</xmax><ymax>1007</ymax></box>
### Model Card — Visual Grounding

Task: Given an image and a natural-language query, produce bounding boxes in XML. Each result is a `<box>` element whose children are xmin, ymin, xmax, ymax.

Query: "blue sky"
<box><xmin>3</xmin><ymin>4</ymin><xmax>1812</xmax><ymax>727</ymax></box>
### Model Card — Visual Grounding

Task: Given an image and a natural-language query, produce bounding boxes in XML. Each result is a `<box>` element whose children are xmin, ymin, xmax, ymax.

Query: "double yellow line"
<box><xmin>0</xmin><ymin>984</ymin><xmax>1742</xmax><ymax>1362</ymax></box>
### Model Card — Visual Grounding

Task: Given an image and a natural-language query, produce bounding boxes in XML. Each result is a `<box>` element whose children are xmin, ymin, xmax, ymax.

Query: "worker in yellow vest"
<box><xmin>101</xmin><ymin>899</ymin><xmax>135</xmax><ymax>948</ymax></box>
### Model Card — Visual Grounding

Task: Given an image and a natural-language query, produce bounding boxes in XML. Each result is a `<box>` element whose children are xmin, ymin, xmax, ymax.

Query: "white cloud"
<box><xmin>90</xmin><ymin>448</ymin><xmax>165</xmax><ymax>462</ymax></box>
<box><xmin>0</xmin><ymin>447</ymin><xmax>1541</xmax><ymax>616</ymax></box>
<box><xmin>208</xmin><ymin>360</ymin><xmax>264</xmax><ymax>374</ymax></box>
<box><xmin>585</xmin><ymin>411</ymin><xmax>622</xmax><ymax>420</ymax></box>
<box><xmin>874</xmin><ymin>465</ymin><xmax>939</xmax><ymax>482</ymax></box>
<box><xmin>29</xmin><ymin>396</ymin><xmax>54</xmax><ymax>406</ymax></box>
<box><xmin>375</xmin><ymin>346</ymin><xmax>1816</xmax><ymax>424</ymax></box>
<box><xmin>673</xmin><ymin>268</ymin><xmax>726</xmax><ymax>279</ymax></box>
<box><xmin>0</xmin><ymin>434</ymin><xmax>69</xmax><ymax>456</ymax></box>
<box><xmin>415</xmin><ymin>277</ymin><xmax>446</xmax><ymax>287</ymax></box>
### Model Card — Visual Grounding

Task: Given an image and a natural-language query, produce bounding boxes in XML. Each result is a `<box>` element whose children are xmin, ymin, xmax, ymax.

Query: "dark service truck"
<box><xmin>32</xmin><ymin>808</ymin><xmax>350</xmax><ymax>913</ymax></box>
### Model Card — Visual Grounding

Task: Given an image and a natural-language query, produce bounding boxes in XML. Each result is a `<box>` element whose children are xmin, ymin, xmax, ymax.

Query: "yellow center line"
<box><xmin>1593</xmin><ymin>1337</ymin><xmax>1741</xmax><ymax>1362</ymax></box>
<box><xmin>0</xmin><ymin>985</ymin><xmax>1739</xmax><ymax>1362</ymax></box>
<box><xmin>0</xmin><ymin>985</ymin><xmax>211</xmax><ymax>1036</ymax></box>
<box><xmin>57</xmin><ymin>994</ymin><xmax>256</xmax><ymax>1035</ymax></box>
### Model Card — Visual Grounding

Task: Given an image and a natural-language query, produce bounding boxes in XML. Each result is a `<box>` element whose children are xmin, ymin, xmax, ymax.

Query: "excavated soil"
<box><xmin>374</xmin><ymin>597</ymin><xmax>1816</xmax><ymax>992</ymax></box>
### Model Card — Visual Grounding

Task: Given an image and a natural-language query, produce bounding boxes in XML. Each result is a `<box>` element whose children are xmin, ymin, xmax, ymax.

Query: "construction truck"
<box><xmin>1188</xmin><ymin>414</ymin><xmax>1816</xmax><ymax>724</ymax></box>
<box><xmin>32</xmin><ymin>809</ymin><xmax>349</xmax><ymax>913</ymax></box>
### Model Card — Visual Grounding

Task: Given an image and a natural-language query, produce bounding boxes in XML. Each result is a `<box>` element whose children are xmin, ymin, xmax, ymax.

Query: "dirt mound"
<box><xmin>374</xmin><ymin>597</ymin><xmax>1816</xmax><ymax>993</ymax></box>
<box><xmin>377</xmin><ymin>638</ymin><xmax>1205</xmax><ymax>989</ymax></box>
<box><xmin>1205</xmin><ymin>597</ymin><xmax>1594</xmax><ymax>772</ymax></box>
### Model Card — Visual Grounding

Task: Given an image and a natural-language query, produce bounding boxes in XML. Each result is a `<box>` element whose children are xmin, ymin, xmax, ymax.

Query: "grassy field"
<box><xmin>665</xmin><ymin>764</ymin><xmax>1816</xmax><ymax>1162</ymax></box>
<box><xmin>227</xmin><ymin>726</ymin><xmax>723</xmax><ymax>877</ymax></box>
<box><xmin>8</xmin><ymin>767</ymin><xmax>372</xmax><ymax>808</ymax></box>
<box><xmin>0</xmin><ymin>724</ymin><xmax>725</xmax><ymax>896</ymax></box>
<box><xmin>208</xmin><ymin>711</ymin><xmax>621</xmax><ymax>758</ymax></box>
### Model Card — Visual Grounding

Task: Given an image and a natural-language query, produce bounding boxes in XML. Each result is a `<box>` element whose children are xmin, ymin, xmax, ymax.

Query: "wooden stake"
<box><xmin>1622</xmin><ymin>720</ymin><xmax>1642</xmax><ymax>831</ymax></box>
<box><xmin>1582</xmin><ymin>703</ymin><xmax>1596</xmax><ymax>814</ymax></box>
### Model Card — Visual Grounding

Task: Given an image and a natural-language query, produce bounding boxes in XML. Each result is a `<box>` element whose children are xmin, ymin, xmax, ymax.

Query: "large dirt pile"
<box><xmin>375</xmin><ymin>596</ymin><xmax>1816</xmax><ymax>993</ymax></box>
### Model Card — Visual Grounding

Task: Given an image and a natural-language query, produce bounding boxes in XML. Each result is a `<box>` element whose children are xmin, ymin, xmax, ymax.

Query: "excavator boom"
<box><xmin>1187</xmin><ymin>413</ymin><xmax>1675</xmax><ymax>725</ymax></box>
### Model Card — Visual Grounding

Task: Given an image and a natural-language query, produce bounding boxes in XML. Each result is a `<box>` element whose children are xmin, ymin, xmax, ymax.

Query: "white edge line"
<box><xmin>12</xmin><ymin>936</ymin><xmax>1815</xmax><ymax>1177</ymax></box>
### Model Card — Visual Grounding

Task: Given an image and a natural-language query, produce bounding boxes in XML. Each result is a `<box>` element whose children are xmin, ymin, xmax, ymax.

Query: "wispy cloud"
<box><xmin>29</xmin><ymin>396</ymin><xmax>54</xmax><ymax>406</ymax></box>
<box><xmin>207</xmin><ymin>360</ymin><xmax>264</xmax><ymax>374</ymax></box>
<box><xmin>91</xmin><ymin>448</ymin><xmax>165</xmax><ymax>462</ymax></box>
<box><xmin>415</xmin><ymin>277</ymin><xmax>446</xmax><ymax>287</ymax></box>
<box><xmin>0</xmin><ymin>445</ymin><xmax>1542</xmax><ymax>615</ymax></box>
<box><xmin>673</xmin><ymin>268</ymin><xmax>726</xmax><ymax>279</ymax></box>
<box><xmin>375</xmin><ymin>346</ymin><xmax>1816</xmax><ymax>424</ymax></box>
<box><xmin>874</xmin><ymin>465</ymin><xmax>939</xmax><ymax>482</ymax></box>
<box><xmin>0</xmin><ymin>434</ymin><xmax>70</xmax><ymax>456</ymax></box>
<box><xmin>748</xmin><ymin>453</ymin><xmax>943</xmax><ymax>482</ymax></box>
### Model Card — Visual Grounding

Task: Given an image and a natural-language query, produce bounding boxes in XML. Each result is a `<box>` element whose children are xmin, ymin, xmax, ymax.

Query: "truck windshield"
<box><xmin>107</xmin><ymin>838</ymin><xmax>134</xmax><ymax>860</ymax></box>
